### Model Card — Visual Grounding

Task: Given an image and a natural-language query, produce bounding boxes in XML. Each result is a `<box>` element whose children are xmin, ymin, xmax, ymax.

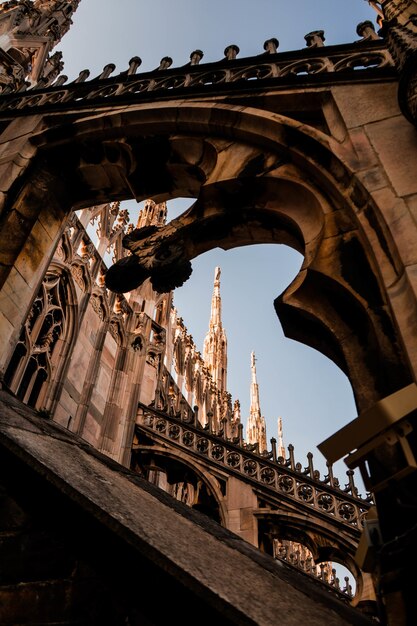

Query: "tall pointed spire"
<box><xmin>246</xmin><ymin>351</ymin><xmax>267</xmax><ymax>452</ymax></box>
<box><xmin>249</xmin><ymin>351</ymin><xmax>261</xmax><ymax>414</ymax></box>
<box><xmin>203</xmin><ymin>267</ymin><xmax>227</xmax><ymax>394</ymax></box>
<box><xmin>277</xmin><ymin>416</ymin><xmax>285</xmax><ymax>459</ymax></box>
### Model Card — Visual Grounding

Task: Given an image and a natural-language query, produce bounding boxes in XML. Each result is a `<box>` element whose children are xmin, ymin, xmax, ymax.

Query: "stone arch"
<box><xmin>70</xmin><ymin>260</ymin><xmax>91</xmax><ymax>294</ymax></box>
<box><xmin>3</xmin><ymin>262</ymin><xmax>78</xmax><ymax>412</ymax></box>
<box><xmin>255</xmin><ymin>509</ymin><xmax>365</xmax><ymax>606</ymax></box>
<box><xmin>89</xmin><ymin>289</ymin><xmax>110</xmax><ymax>323</ymax></box>
<box><xmin>131</xmin><ymin>444</ymin><xmax>227</xmax><ymax>526</ymax></box>
<box><xmin>3</xmin><ymin>101</ymin><xmax>415</xmax><ymax>413</ymax></box>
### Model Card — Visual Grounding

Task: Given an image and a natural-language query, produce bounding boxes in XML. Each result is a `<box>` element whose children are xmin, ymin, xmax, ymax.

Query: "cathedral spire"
<box><xmin>203</xmin><ymin>267</ymin><xmax>227</xmax><ymax>394</ymax></box>
<box><xmin>246</xmin><ymin>351</ymin><xmax>267</xmax><ymax>452</ymax></box>
<box><xmin>210</xmin><ymin>266</ymin><xmax>221</xmax><ymax>328</ymax></box>
<box><xmin>277</xmin><ymin>416</ymin><xmax>285</xmax><ymax>459</ymax></box>
<box><xmin>250</xmin><ymin>351</ymin><xmax>261</xmax><ymax>414</ymax></box>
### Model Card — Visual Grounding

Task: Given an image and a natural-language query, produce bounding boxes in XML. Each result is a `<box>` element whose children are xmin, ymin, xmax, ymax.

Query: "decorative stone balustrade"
<box><xmin>0</xmin><ymin>39</ymin><xmax>395</xmax><ymax>116</ymax></box>
<box><xmin>274</xmin><ymin>545</ymin><xmax>354</xmax><ymax>603</ymax></box>
<box><xmin>136</xmin><ymin>403</ymin><xmax>372</xmax><ymax>533</ymax></box>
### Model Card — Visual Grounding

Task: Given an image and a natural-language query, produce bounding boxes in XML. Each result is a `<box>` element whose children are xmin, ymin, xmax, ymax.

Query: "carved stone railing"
<box><xmin>0</xmin><ymin>39</ymin><xmax>395</xmax><ymax>117</ymax></box>
<box><xmin>275</xmin><ymin>545</ymin><xmax>354</xmax><ymax>603</ymax></box>
<box><xmin>136</xmin><ymin>403</ymin><xmax>372</xmax><ymax>533</ymax></box>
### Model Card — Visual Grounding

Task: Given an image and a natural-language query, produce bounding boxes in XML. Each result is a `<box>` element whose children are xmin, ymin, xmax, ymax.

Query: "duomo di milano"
<box><xmin>1</xmin><ymin>1</ymin><xmax>417</xmax><ymax>624</ymax></box>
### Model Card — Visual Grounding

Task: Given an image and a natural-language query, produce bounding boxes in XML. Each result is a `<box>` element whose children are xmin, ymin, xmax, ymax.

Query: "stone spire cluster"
<box><xmin>0</xmin><ymin>0</ymin><xmax>80</xmax><ymax>90</ymax></box>
<box><xmin>201</xmin><ymin>267</ymin><xmax>279</xmax><ymax>453</ymax></box>
<box><xmin>203</xmin><ymin>267</ymin><xmax>227</xmax><ymax>394</ymax></box>
<box><xmin>246</xmin><ymin>351</ymin><xmax>267</xmax><ymax>453</ymax></box>
<box><xmin>136</xmin><ymin>198</ymin><xmax>167</xmax><ymax>229</ymax></box>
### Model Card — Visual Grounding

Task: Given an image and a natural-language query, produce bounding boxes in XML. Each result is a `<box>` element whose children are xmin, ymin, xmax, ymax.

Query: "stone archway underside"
<box><xmin>1</xmin><ymin>101</ymin><xmax>413</xmax><ymax>412</ymax></box>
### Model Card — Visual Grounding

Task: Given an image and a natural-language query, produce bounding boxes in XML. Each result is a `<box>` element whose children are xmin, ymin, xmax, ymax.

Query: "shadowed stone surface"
<box><xmin>0</xmin><ymin>390</ymin><xmax>372</xmax><ymax>626</ymax></box>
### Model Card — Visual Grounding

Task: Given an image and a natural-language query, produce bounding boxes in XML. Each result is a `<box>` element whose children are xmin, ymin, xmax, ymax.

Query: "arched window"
<box><xmin>4</xmin><ymin>268</ymin><xmax>76</xmax><ymax>410</ymax></box>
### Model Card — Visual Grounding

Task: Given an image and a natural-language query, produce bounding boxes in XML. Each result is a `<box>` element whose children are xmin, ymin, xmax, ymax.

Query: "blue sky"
<box><xmin>56</xmin><ymin>0</ymin><xmax>378</xmax><ymax>489</ymax></box>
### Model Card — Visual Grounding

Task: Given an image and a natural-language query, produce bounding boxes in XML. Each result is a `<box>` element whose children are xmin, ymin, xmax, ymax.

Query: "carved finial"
<box><xmin>74</xmin><ymin>69</ymin><xmax>90</xmax><ymax>83</ymax></box>
<box><xmin>128</xmin><ymin>56</ymin><xmax>142</xmax><ymax>75</ymax></box>
<box><xmin>53</xmin><ymin>74</ymin><xmax>68</xmax><ymax>87</ymax></box>
<box><xmin>98</xmin><ymin>64</ymin><xmax>116</xmax><ymax>80</ymax></box>
<box><xmin>357</xmin><ymin>20</ymin><xmax>379</xmax><ymax>40</ymax></box>
<box><xmin>159</xmin><ymin>56</ymin><xmax>173</xmax><ymax>70</ymax></box>
<box><xmin>190</xmin><ymin>50</ymin><xmax>204</xmax><ymax>65</ymax></box>
<box><xmin>304</xmin><ymin>30</ymin><xmax>325</xmax><ymax>47</ymax></box>
<box><xmin>263</xmin><ymin>38</ymin><xmax>279</xmax><ymax>54</ymax></box>
<box><xmin>224</xmin><ymin>45</ymin><xmax>240</xmax><ymax>60</ymax></box>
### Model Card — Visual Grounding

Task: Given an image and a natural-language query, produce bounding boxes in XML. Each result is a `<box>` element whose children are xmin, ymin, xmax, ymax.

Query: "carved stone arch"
<box><xmin>146</xmin><ymin>348</ymin><xmax>161</xmax><ymax>369</ymax></box>
<box><xmin>70</xmin><ymin>260</ymin><xmax>91</xmax><ymax>294</ymax></box>
<box><xmin>6</xmin><ymin>101</ymin><xmax>415</xmax><ymax>413</ymax></box>
<box><xmin>130</xmin><ymin>333</ymin><xmax>145</xmax><ymax>355</ymax></box>
<box><xmin>55</xmin><ymin>228</ymin><xmax>73</xmax><ymax>264</ymax></box>
<box><xmin>132</xmin><ymin>444</ymin><xmax>227</xmax><ymax>526</ymax></box>
<box><xmin>40</xmin><ymin>261</ymin><xmax>79</xmax><ymax>412</ymax></box>
<box><xmin>3</xmin><ymin>262</ymin><xmax>78</xmax><ymax>411</ymax></box>
<box><xmin>256</xmin><ymin>509</ymin><xmax>365</xmax><ymax>606</ymax></box>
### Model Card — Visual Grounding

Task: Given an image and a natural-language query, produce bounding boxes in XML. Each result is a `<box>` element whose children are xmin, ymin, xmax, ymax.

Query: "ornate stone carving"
<box><xmin>106</xmin><ymin>223</ymin><xmax>192</xmax><ymax>294</ymax></box>
<box><xmin>109</xmin><ymin>319</ymin><xmax>123</xmax><ymax>346</ymax></box>
<box><xmin>0</xmin><ymin>40</ymin><xmax>394</xmax><ymax>113</ymax></box>
<box><xmin>70</xmin><ymin>263</ymin><xmax>87</xmax><ymax>291</ymax></box>
<box><xmin>90</xmin><ymin>293</ymin><xmax>106</xmax><ymax>321</ymax></box>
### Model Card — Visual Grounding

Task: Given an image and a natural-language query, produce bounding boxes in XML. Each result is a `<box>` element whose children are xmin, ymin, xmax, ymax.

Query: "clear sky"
<box><xmin>55</xmin><ymin>0</ymin><xmax>378</xmax><ymax>490</ymax></box>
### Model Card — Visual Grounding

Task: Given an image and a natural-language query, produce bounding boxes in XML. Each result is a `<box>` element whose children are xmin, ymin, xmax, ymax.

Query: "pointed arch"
<box><xmin>4</xmin><ymin>263</ymin><xmax>78</xmax><ymax>411</ymax></box>
<box><xmin>1</xmin><ymin>100</ymin><xmax>414</xmax><ymax>412</ymax></box>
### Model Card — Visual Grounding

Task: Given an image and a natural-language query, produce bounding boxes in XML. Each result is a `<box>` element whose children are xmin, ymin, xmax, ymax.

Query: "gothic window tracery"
<box><xmin>4</xmin><ymin>269</ymin><xmax>75</xmax><ymax>409</ymax></box>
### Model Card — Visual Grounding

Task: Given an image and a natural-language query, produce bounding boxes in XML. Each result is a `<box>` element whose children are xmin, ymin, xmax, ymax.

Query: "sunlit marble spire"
<box><xmin>246</xmin><ymin>351</ymin><xmax>267</xmax><ymax>452</ymax></box>
<box><xmin>203</xmin><ymin>267</ymin><xmax>227</xmax><ymax>394</ymax></box>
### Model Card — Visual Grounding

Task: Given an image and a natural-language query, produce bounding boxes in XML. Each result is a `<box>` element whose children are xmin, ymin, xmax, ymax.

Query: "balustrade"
<box><xmin>137</xmin><ymin>403</ymin><xmax>372</xmax><ymax>532</ymax></box>
<box><xmin>0</xmin><ymin>38</ymin><xmax>394</xmax><ymax>115</ymax></box>
<box><xmin>275</xmin><ymin>544</ymin><xmax>354</xmax><ymax>603</ymax></box>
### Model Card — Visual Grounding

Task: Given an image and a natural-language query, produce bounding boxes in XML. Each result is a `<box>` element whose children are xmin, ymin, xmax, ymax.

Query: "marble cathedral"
<box><xmin>1</xmin><ymin>1</ymin><xmax>417</xmax><ymax>624</ymax></box>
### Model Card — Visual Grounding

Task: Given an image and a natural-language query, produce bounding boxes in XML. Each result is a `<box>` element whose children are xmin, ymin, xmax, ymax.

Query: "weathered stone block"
<box><xmin>0</xmin><ymin>310</ymin><xmax>14</xmax><ymax>370</ymax></box>
<box><xmin>365</xmin><ymin>115</ymin><xmax>417</xmax><ymax>198</ymax></box>
<box><xmin>0</xmin><ymin>153</ymin><xmax>31</xmax><ymax>193</ymax></box>
<box><xmin>371</xmin><ymin>187</ymin><xmax>417</xmax><ymax>266</ymax></box>
<box><xmin>0</xmin><ymin>209</ymin><xmax>34</xmax><ymax>267</ymax></box>
<box><xmin>0</xmin><ymin>115</ymin><xmax>43</xmax><ymax>145</ymax></box>
<box><xmin>332</xmin><ymin>83</ymin><xmax>400</xmax><ymax>129</ymax></box>
<box><xmin>13</xmin><ymin>219</ymin><xmax>55</xmax><ymax>287</ymax></box>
